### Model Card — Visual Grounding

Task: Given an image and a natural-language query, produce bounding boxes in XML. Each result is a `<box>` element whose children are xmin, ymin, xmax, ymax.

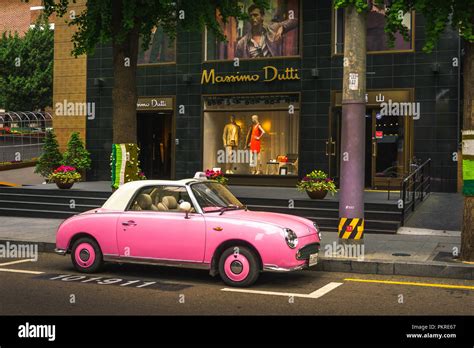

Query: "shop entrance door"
<box><xmin>327</xmin><ymin>108</ymin><xmax>412</xmax><ymax>190</ymax></box>
<box><xmin>137</xmin><ymin>112</ymin><xmax>172</xmax><ymax>179</ymax></box>
<box><xmin>371</xmin><ymin>109</ymin><xmax>410</xmax><ymax>189</ymax></box>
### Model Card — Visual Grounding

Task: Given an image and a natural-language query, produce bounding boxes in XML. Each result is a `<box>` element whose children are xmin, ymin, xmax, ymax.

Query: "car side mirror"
<box><xmin>179</xmin><ymin>202</ymin><xmax>192</xmax><ymax>219</ymax></box>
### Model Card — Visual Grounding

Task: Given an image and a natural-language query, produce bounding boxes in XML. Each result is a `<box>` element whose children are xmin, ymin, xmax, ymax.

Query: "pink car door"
<box><xmin>116</xmin><ymin>185</ymin><xmax>206</xmax><ymax>262</ymax></box>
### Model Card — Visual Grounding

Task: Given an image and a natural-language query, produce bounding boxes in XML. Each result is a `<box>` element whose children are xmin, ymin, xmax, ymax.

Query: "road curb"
<box><xmin>314</xmin><ymin>257</ymin><xmax>474</xmax><ymax>280</ymax></box>
<box><xmin>1</xmin><ymin>239</ymin><xmax>473</xmax><ymax>280</ymax></box>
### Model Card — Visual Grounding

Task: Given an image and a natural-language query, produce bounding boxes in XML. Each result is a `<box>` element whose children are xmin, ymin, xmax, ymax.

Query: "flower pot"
<box><xmin>306</xmin><ymin>189</ymin><xmax>328</xmax><ymax>199</ymax></box>
<box><xmin>55</xmin><ymin>181</ymin><xmax>74</xmax><ymax>189</ymax></box>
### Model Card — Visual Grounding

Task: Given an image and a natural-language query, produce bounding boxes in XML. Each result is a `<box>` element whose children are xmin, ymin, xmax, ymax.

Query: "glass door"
<box><xmin>372</xmin><ymin>110</ymin><xmax>407</xmax><ymax>189</ymax></box>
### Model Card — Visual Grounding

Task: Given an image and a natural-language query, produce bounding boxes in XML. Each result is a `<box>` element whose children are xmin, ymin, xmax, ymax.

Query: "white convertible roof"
<box><xmin>102</xmin><ymin>179</ymin><xmax>200</xmax><ymax>211</ymax></box>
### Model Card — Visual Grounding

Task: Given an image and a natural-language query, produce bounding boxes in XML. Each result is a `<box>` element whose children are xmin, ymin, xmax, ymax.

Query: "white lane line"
<box><xmin>306</xmin><ymin>282</ymin><xmax>344</xmax><ymax>298</ymax></box>
<box><xmin>0</xmin><ymin>259</ymin><xmax>36</xmax><ymax>267</ymax></box>
<box><xmin>221</xmin><ymin>282</ymin><xmax>343</xmax><ymax>299</ymax></box>
<box><xmin>0</xmin><ymin>268</ymin><xmax>44</xmax><ymax>275</ymax></box>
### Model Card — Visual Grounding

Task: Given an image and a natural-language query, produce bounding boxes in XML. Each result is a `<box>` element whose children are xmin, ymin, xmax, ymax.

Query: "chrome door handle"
<box><xmin>122</xmin><ymin>220</ymin><xmax>137</xmax><ymax>226</ymax></box>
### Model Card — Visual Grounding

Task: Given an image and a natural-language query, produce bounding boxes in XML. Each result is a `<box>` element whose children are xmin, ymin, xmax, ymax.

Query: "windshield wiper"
<box><xmin>218</xmin><ymin>205</ymin><xmax>243</xmax><ymax>215</ymax></box>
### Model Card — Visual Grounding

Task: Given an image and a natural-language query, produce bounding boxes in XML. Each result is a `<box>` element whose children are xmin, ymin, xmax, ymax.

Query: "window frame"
<box><xmin>125</xmin><ymin>184</ymin><xmax>198</xmax><ymax>213</ymax></box>
<box><xmin>331</xmin><ymin>7</ymin><xmax>415</xmax><ymax>56</ymax></box>
<box><xmin>202</xmin><ymin>0</ymin><xmax>303</xmax><ymax>63</ymax></box>
<box><xmin>137</xmin><ymin>27</ymin><xmax>177</xmax><ymax>67</ymax></box>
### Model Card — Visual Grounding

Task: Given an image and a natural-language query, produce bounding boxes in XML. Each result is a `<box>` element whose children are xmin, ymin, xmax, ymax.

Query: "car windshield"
<box><xmin>191</xmin><ymin>182</ymin><xmax>244</xmax><ymax>213</ymax></box>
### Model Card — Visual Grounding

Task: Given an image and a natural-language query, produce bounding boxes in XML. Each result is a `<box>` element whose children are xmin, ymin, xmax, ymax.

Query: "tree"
<box><xmin>35</xmin><ymin>0</ymin><xmax>268</xmax><ymax>144</ymax></box>
<box><xmin>35</xmin><ymin>130</ymin><xmax>63</xmax><ymax>178</ymax></box>
<box><xmin>0</xmin><ymin>16</ymin><xmax>53</xmax><ymax>111</ymax></box>
<box><xmin>62</xmin><ymin>132</ymin><xmax>91</xmax><ymax>171</ymax></box>
<box><xmin>333</xmin><ymin>1</ymin><xmax>367</xmax><ymax>243</ymax></box>
<box><xmin>381</xmin><ymin>0</ymin><xmax>474</xmax><ymax>261</ymax></box>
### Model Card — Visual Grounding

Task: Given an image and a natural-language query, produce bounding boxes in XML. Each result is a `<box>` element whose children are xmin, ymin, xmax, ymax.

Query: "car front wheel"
<box><xmin>71</xmin><ymin>237</ymin><xmax>103</xmax><ymax>273</ymax></box>
<box><xmin>218</xmin><ymin>246</ymin><xmax>259</xmax><ymax>287</ymax></box>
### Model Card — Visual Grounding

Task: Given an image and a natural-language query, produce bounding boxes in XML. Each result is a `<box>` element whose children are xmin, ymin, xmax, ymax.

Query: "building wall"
<box><xmin>86</xmin><ymin>0</ymin><xmax>461</xmax><ymax>192</ymax></box>
<box><xmin>52</xmin><ymin>0</ymin><xmax>88</xmax><ymax>150</ymax></box>
<box><xmin>0</xmin><ymin>0</ymin><xmax>42</xmax><ymax>36</ymax></box>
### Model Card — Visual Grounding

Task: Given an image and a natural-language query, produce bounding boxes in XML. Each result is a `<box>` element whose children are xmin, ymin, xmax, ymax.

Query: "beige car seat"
<box><xmin>161</xmin><ymin>196</ymin><xmax>178</xmax><ymax>211</ymax></box>
<box><xmin>136</xmin><ymin>193</ymin><xmax>158</xmax><ymax>211</ymax></box>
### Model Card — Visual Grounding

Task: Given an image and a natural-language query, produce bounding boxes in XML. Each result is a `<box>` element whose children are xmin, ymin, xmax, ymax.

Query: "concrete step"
<box><xmin>0</xmin><ymin>200</ymin><xmax>99</xmax><ymax>213</ymax></box>
<box><xmin>247</xmin><ymin>204</ymin><xmax>402</xmax><ymax>221</ymax></box>
<box><xmin>0</xmin><ymin>193</ymin><xmax>107</xmax><ymax>205</ymax></box>
<box><xmin>0</xmin><ymin>187</ymin><xmax>110</xmax><ymax>199</ymax></box>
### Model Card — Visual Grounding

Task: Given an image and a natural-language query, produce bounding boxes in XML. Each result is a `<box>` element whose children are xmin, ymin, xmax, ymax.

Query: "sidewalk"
<box><xmin>0</xmin><ymin>216</ymin><xmax>472</xmax><ymax>280</ymax></box>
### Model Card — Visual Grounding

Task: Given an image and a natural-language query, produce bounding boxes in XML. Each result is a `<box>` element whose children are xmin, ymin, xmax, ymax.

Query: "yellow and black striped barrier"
<box><xmin>338</xmin><ymin>217</ymin><xmax>364</xmax><ymax>240</ymax></box>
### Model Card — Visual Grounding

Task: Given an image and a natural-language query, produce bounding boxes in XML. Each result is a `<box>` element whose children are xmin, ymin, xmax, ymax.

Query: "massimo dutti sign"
<box><xmin>136</xmin><ymin>97</ymin><xmax>173</xmax><ymax>111</ymax></box>
<box><xmin>201</xmin><ymin>66</ymin><xmax>300</xmax><ymax>85</ymax></box>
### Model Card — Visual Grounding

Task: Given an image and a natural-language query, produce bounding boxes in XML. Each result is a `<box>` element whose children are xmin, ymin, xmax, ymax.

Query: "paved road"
<box><xmin>0</xmin><ymin>253</ymin><xmax>473</xmax><ymax>315</ymax></box>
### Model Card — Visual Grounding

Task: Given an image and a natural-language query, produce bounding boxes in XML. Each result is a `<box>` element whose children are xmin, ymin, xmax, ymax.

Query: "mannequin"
<box><xmin>246</xmin><ymin>114</ymin><xmax>266</xmax><ymax>174</ymax></box>
<box><xmin>222</xmin><ymin>115</ymin><xmax>240</xmax><ymax>174</ymax></box>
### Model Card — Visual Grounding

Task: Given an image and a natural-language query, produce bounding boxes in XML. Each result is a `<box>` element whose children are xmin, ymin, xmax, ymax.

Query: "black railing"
<box><xmin>400</xmin><ymin>158</ymin><xmax>431</xmax><ymax>225</ymax></box>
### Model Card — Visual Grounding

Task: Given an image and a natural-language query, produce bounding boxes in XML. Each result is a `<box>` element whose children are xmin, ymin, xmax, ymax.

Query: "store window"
<box><xmin>334</xmin><ymin>4</ymin><xmax>413</xmax><ymax>54</ymax></box>
<box><xmin>203</xmin><ymin>94</ymin><xmax>299</xmax><ymax>176</ymax></box>
<box><xmin>205</xmin><ymin>0</ymin><xmax>300</xmax><ymax>61</ymax></box>
<box><xmin>138</xmin><ymin>26</ymin><xmax>176</xmax><ymax>65</ymax></box>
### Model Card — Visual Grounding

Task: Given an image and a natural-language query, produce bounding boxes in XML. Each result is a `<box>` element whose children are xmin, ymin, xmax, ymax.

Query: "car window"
<box><xmin>191</xmin><ymin>182</ymin><xmax>243</xmax><ymax>213</ymax></box>
<box><xmin>128</xmin><ymin>185</ymin><xmax>195</xmax><ymax>212</ymax></box>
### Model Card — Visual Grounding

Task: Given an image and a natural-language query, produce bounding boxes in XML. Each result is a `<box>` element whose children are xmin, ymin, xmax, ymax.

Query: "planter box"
<box><xmin>0</xmin><ymin>161</ymin><xmax>37</xmax><ymax>171</ymax></box>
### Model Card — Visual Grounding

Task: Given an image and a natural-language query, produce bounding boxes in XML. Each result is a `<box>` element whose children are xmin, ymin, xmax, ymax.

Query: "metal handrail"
<box><xmin>403</xmin><ymin>158</ymin><xmax>431</xmax><ymax>184</ymax></box>
<box><xmin>400</xmin><ymin>158</ymin><xmax>431</xmax><ymax>225</ymax></box>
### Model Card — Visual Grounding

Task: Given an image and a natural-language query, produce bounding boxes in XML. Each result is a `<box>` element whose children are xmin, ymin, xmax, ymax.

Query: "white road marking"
<box><xmin>0</xmin><ymin>268</ymin><xmax>44</xmax><ymax>275</ymax></box>
<box><xmin>0</xmin><ymin>259</ymin><xmax>36</xmax><ymax>267</ymax></box>
<box><xmin>221</xmin><ymin>282</ymin><xmax>343</xmax><ymax>299</ymax></box>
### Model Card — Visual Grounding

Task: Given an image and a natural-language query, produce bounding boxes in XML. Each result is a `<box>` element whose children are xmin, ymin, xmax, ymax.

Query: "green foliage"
<box><xmin>62</xmin><ymin>132</ymin><xmax>92</xmax><ymax>171</ymax></box>
<box><xmin>48</xmin><ymin>165</ymin><xmax>82</xmax><ymax>184</ymax></box>
<box><xmin>333</xmin><ymin>0</ymin><xmax>474</xmax><ymax>52</ymax></box>
<box><xmin>385</xmin><ymin>0</ymin><xmax>474</xmax><ymax>52</ymax></box>
<box><xmin>296</xmin><ymin>170</ymin><xmax>337</xmax><ymax>194</ymax></box>
<box><xmin>35</xmin><ymin>130</ymin><xmax>63</xmax><ymax>178</ymax></box>
<box><xmin>36</xmin><ymin>0</ymin><xmax>270</xmax><ymax>57</ymax></box>
<box><xmin>334</xmin><ymin>0</ymin><xmax>373</xmax><ymax>13</ymax></box>
<box><xmin>0</xmin><ymin>16</ymin><xmax>53</xmax><ymax>110</ymax></box>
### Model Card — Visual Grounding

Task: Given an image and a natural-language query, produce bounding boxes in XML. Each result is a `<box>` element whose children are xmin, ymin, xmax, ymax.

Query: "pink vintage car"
<box><xmin>55</xmin><ymin>177</ymin><xmax>321</xmax><ymax>287</ymax></box>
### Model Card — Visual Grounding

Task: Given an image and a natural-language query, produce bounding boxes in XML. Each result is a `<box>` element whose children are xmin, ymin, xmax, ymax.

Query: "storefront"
<box><xmin>202</xmin><ymin>93</ymin><xmax>300</xmax><ymax>186</ymax></box>
<box><xmin>86</xmin><ymin>0</ymin><xmax>461</xmax><ymax>192</ymax></box>
<box><xmin>136</xmin><ymin>96</ymin><xmax>174</xmax><ymax>179</ymax></box>
<box><xmin>330</xmin><ymin>90</ymin><xmax>415</xmax><ymax>190</ymax></box>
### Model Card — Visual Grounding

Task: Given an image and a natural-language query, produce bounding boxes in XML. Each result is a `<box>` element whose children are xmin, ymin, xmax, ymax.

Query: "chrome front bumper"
<box><xmin>263</xmin><ymin>264</ymin><xmax>307</xmax><ymax>272</ymax></box>
<box><xmin>54</xmin><ymin>248</ymin><xmax>67</xmax><ymax>255</ymax></box>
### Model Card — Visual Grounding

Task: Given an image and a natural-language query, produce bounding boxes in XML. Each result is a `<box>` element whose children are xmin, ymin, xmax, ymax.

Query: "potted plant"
<box><xmin>49</xmin><ymin>165</ymin><xmax>81</xmax><ymax>189</ymax></box>
<box><xmin>205</xmin><ymin>169</ymin><xmax>228</xmax><ymax>185</ymax></box>
<box><xmin>296</xmin><ymin>170</ymin><xmax>337</xmax><ymax>199</ymax></box>
<box><xmin>35</xmin><ymin>130</ymin><xmax>63</xmax><ymax>180</ymax></box>
<box><xmin>62</xmin><ymin>132</ymin><xmax>91</xmax><ymax>180</ymax></box>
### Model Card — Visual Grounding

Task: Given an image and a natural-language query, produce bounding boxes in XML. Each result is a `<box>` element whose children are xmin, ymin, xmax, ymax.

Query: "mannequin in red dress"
<box><xmin>246</xmin><ymin>114</ymin><xmax>266</xmax><ymax>174</ymax></box>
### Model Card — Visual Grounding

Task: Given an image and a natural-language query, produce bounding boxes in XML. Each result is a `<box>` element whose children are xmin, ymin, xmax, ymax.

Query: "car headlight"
<box><xmin>283</xmin><ymin>228</ymin><xmax>298</xmax><ymax>249</ymax></box>
<box><xmin>313</xmin><ymin>222</ymin><xmax>322</xmax><ymax>240</ymax></box>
